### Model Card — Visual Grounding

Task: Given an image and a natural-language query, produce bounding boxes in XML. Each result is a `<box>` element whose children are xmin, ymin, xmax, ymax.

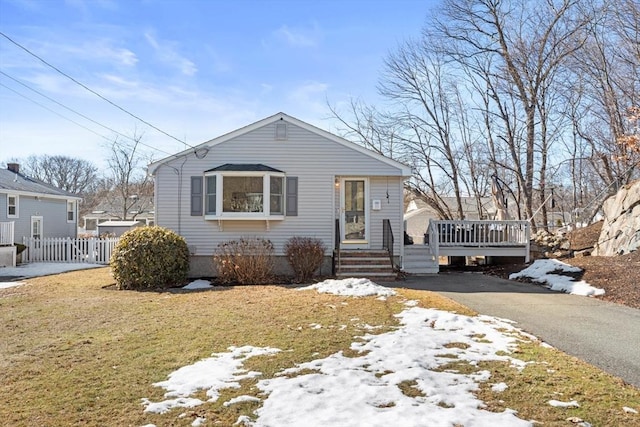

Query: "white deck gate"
<box><xmin>22</xmin><ymin>237</ymin><xmax>119</xmax><ymax>264</ymax></box>
<box><xmin>0</xmin><ymin>221</ymin><xmax>14</xmax><ymax>246</ymax></box>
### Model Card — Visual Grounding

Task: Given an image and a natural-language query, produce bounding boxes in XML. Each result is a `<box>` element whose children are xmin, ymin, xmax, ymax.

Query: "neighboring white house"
<box><xmin>80</xmin><ymin>209</ymin><xmax>155</xmax><ymax>236</ymax></box>
<box><xmin>96</xmin><ymin>220</ymin><xmax>145</xmax><ymax>237</ymax></box>
<box><xmin>148</xmin><ymin>112</ymin><xmax>412</xmax><ymax>277</ymax></box>
<box><xmin>0</xmin><ymin>163</ymin><xmax>81</xmax><ymax>266</ymax></box>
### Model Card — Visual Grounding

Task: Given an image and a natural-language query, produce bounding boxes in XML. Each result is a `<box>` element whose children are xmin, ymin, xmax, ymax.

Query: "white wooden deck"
<box><xmin>403</xmin><ymin>220</ymin><xmax>530</xmax><ymax>274</ymax></box>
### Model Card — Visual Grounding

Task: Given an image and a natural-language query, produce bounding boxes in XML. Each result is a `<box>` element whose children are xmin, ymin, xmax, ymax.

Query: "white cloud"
<box><xmin>144</xmin><ymin>31</ymin><xmax>197</xmax><ymax>76</ymax></box>
<box><xmin>273</xmin><ymin>23</ymin><xmax>321</xmax><ymax>47</ymax></box>
<box><xmin>286</xmin><ymin>81</ymin><xmax>330</xmax><ymax>116</ymax></box>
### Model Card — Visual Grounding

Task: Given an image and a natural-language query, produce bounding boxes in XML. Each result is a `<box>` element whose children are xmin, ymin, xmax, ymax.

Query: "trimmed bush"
<box><xmin>284</xmin><ymin>236</ymin><xmax>326</xmax><ymax>283</ymax></box>
<box><xmin>213</xmin><ymin>237</ymin><xmax>275</xmax><ymax>285</ymax></box>
<box><xmin>111</xmin><ymin>226</ymin><xmax>190</xmax><ymax>290</ymax></box>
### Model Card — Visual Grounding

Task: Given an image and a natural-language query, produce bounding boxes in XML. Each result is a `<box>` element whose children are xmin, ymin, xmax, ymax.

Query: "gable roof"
<box><xmin>148</xmin><ymin>112</ymin><xmax>412</xmax><ymax>176</ymax></box>
<box><xmin>0</xmin><ymin>168</ymin><xmax>81</xmax><ymax>200</ymax></box>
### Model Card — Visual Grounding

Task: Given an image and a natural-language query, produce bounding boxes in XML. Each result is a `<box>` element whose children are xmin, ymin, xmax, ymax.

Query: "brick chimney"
<box><xmin>7</xmin><ymin>163</ymin><xmax>19</xmax><ymax>173</ymax></box>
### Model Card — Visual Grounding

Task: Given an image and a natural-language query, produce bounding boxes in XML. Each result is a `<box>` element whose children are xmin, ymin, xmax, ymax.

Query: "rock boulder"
<box><xmin>593</xmin><ymin>180</ymin><xmax>640</xmax><ymax>256</ymax></box>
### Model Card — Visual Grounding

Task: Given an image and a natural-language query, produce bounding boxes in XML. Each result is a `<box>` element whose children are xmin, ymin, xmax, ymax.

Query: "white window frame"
<box><xmin>67</xmin><ymin>200</ymin><xmax>76</xmax><ymax>223</ymax></box>
<box><xmin>31</xmin><ymin>216</ymin><xmax>43</xmax><ymax>239</ymax></box>
<box><xmin>204</xmin><ymin>171</ymin><xmax>285</xmax><ymax>220</ymax></box>
<box><xmin>7</xmin><ymin>194</ymin><xmax>18</xmax><ymax>218</ymax></box>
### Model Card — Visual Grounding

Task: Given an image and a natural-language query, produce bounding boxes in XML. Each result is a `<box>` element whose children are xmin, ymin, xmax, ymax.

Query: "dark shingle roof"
<box><xmin>0</xmin><ymin>168</ymin><xmax>80</xmax><ymax>198</ymax></box>
<box><xmin>205</xmin><ymin>163</ymin><xmax>284</xmax><ymax>173</ymax></box>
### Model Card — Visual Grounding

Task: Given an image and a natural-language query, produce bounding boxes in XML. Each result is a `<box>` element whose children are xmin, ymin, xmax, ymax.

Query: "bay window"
<box><xmin>200</xmin><ymin>164</ymin><xmax>287</xmax><ymax>219</ymax></box>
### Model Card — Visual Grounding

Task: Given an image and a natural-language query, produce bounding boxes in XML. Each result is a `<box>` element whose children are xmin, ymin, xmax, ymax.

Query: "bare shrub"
<box><xmin>284</xmin><ymin>236</ymin><xmax>326</xmax><ymax>283</ymax></box>
<box><xmin>213</xmin><ymin>237</ymin><xmax>275</xmax><ymax>285</ymax></box>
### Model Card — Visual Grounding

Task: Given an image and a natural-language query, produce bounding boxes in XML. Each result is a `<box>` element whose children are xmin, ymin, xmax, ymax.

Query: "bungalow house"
<box><xmin>0</xmin><ymin>163</ymin><xmax>81</xmax><ymax>266</ymax></box>
<box><xmin>148</xmin><ymin>112</ymin><xmax>412</xmax><ymax>278</ymax></box>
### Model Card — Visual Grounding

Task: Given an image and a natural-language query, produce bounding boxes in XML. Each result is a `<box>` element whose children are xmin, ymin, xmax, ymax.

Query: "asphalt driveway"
<box><xmin>387</xmin><ymin>272</ymin><xmax>640</xmax><ymax>388</ymax></box>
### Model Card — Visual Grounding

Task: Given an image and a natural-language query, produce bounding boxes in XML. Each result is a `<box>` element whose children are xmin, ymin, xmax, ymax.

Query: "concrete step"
<box><xmin>403</xmin><ymin>266</ymin><xmax>440</xmax><ymax>274</ymax></box>
<box><xmin>335</xmin><ymin>271</ymin><xmax>397</xmax><ymax>281</ymax></box>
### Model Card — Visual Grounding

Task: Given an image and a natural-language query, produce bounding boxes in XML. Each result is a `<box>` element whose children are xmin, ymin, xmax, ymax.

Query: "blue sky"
<box><xmin>0</xmin><ymin>0</ymin><xmax>438</xmax><ymax>169</ymax></box>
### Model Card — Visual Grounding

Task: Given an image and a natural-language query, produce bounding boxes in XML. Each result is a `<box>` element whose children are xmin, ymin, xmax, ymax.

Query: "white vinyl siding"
<box><xmin>1</xmin><ymin>193</ymin><xmax>77</xmax><ymax>240</ymax></box>
<box><xmin>154</xmin><ymin>120</ymin><xmax>405</xmax><ymax>256</ymax></box>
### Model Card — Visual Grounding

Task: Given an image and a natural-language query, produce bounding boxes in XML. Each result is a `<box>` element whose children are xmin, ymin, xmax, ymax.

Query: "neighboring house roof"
<box><xmin>148</xmin><ymin>112</ymin><xmax>412</xmax><ymax>176</ymax></box>
<box><xmin>97</xmin><ymin>220</ymin><xmax>142</xmax><ymax>227</ymax></box>
<box><xmin>405</xmin><ymin>197</ymin><xmax>496</xmax><ymax>218</ymax></box>
<box><xmin>206</xmin><ymin>163</ymin><xmax>284</xmax><ymax>173</ymax></box>
<box><xmin>0</xmin><ymin>168</ymin><xmax>81</xmax><ymax>200</ymax></box>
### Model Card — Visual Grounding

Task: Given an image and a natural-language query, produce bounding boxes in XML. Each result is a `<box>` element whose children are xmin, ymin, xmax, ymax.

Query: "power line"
<box><xmin>0</xmin><ymin>81</ymin><xmax>174</xmax><ymax>157</ymax></box>
<box><xmin>0</xmin><ymin>70</ymin><xmax>173</xmax><ymax>156</ymax></box>
<box><xmin>0</xmin><ymin>30</ymin><xmax>196</xmax><ymax>149</ymax></box>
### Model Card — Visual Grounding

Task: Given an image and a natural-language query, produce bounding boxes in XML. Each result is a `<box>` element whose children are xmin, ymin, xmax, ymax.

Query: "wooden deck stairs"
<box><xmin>335</xmin><ymin>250</ymin><xmax>397</xmax><ymax>281</ymax></box>
<box><xmin>403</xmin><ymin>245</ymin><xmax>439</xmax><ymax>274</ymax></box>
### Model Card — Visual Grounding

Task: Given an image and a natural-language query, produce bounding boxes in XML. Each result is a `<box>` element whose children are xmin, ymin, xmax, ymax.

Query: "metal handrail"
<box><xmin>334</xmin><ymin>218</ymin><xmax>341</xmax><ymax>274</ymax></box>
<box><xmin>382</xmin><ymin>219</ymin><xmax>395</xmax><ymax>269</ymax></box>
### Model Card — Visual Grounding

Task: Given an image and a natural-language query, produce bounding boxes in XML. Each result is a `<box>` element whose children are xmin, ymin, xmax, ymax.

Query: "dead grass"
<box><xmin>0</xmin><ymin>268</ymin><xmax>638</xmax><ymax>426</ymax></box>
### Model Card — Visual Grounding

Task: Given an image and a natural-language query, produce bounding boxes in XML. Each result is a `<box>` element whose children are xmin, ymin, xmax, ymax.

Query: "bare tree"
<box><xmin>99</xmin><ymin>134</ymin><xmax>154</xmax><ymax>221</ymax></box>
<box><xmin>566</xmin><ymin>0</ymin><xmax>640</xmax><ymax>223</ymax></box>
<box><xmin>8</xmin><ymin>154</ymin><xmax>98</xmax><ymax>195</ymax></box>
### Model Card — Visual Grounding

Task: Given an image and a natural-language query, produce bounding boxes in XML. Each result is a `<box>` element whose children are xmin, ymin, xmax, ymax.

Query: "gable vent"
<box><xmin>275</xmin><ymin>122</ymin><xmax>288</xmax><ymax>140</ymax></box>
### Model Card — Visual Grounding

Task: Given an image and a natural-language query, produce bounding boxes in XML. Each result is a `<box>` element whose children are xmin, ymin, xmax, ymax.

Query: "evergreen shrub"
<box><xmin>111</xmin><ymin>226</ymin><xmax>189</xmax><ymax>290</ymax></box>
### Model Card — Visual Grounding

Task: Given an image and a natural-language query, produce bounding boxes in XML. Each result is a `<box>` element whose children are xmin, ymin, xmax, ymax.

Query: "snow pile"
<box><xmin>298</xmin><ymin>278</ymin><xmax>397</xmax><ymax>297</ymax></box>
<box><xmin>182</xmin><ymin>279</ymin><xmax>213</xmax><ymax>290</ymax></box>
<box><xmin>509</xmin><ymin>259</ymin><xmax>604</xmax><ymax>297</ymax></box>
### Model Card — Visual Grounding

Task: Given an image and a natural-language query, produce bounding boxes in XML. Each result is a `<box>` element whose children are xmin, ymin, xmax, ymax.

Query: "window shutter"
<box><xmin>286</xmin><ymin>176</ymin><xmax>298</xmax><ymax>216</ymax></box>
<box><xmin>191</xmin><ymin>176</ymin><xmax>203</xmax><ymax>216</ymax></box>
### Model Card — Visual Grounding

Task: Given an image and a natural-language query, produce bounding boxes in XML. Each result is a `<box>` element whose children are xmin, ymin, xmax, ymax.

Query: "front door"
<box><xmin>30</xmin><ymin>216</ymin><xmax>43</xmax><ymax>262</ymax></box>
<box><xmin>341</xmin><ymin>178</ymin><xmax>369</xmax><ymax>248</ymax></box>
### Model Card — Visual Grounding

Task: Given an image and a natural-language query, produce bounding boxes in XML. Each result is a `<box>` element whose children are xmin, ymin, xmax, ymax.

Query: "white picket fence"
<box><xmin>22</xmin><ymin>237</ymin><xmax>120</xmax><ymax>264</ymax></box>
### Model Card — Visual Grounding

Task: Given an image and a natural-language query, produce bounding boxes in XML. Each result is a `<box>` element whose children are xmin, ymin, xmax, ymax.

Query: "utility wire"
<box><xmin>0</xmin><ymin>81</ymin><xmax>174</xmax><ymax>157</ymax></box>
<box><xmin>0</xmin><ymin>31</ymin><xmax>196</xmax><ymax>149</ymax></box>
<box><xmin>0</xmin><ymin>70</ymin><xmax>173</xmax><ymax>156</ymax></box>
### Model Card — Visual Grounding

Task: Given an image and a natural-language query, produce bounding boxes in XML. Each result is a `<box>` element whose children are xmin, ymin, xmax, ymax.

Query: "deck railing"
<box><xmin>0</xmin><ymin>221</ymin><xmax>14</xmax><ymax>246</ymax></box>
<box><xmin>334</xmin><ymin>218</ymin><xmax>341</xmax><ymax>275</ymax></box>
<box><xmin>22</xmin><ymin>237</ymin><xmax>119</xmax><ymax>264</ymax></box>
<box><xmin>428</xmin><ymin>220</ymin><xmax>530</xmax><ymax>262</ymax></box>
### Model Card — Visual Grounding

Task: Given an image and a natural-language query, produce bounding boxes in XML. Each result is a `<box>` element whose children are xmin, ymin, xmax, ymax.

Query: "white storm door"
<box><xmin>341</xmin><ymin>178</ymin><xmax>369</xmax><ymax>248</ymax></box>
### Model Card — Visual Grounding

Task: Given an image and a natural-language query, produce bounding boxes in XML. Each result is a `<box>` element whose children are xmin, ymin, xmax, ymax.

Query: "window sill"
<box><xmin>205</xmin><ymin>214</ymin><xmax>284</xmax><ymax>220</ymax></box>
<box><xmin>204</xmin><ymin>214</ymin><xmax>284</xmax><ymax>231</ymax></box>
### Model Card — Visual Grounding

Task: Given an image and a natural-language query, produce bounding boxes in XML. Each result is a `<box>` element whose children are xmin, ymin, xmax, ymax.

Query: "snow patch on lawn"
<box><xmin>142</xmin><ymin>278</ymin><xmax>534</xmax><ymax>426</ymax></box>
<box><xmin>548</xmin><ymin>399</ymin><xmax>580</xmax><ymax>408</ymax></box>
<box><xmin>298</xmin><ymin>277</ymin><xmax>397</xmax><ymax>297</ymax></box>
<box><xmin>0</xmin><ymin>281</ymin><xmax>25</xmax><ymax>289</ymax></box>
<box><xmin>142</xmin><ymin>346</ymin><xmax>281</xmax><ymax>414</ymax></box>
